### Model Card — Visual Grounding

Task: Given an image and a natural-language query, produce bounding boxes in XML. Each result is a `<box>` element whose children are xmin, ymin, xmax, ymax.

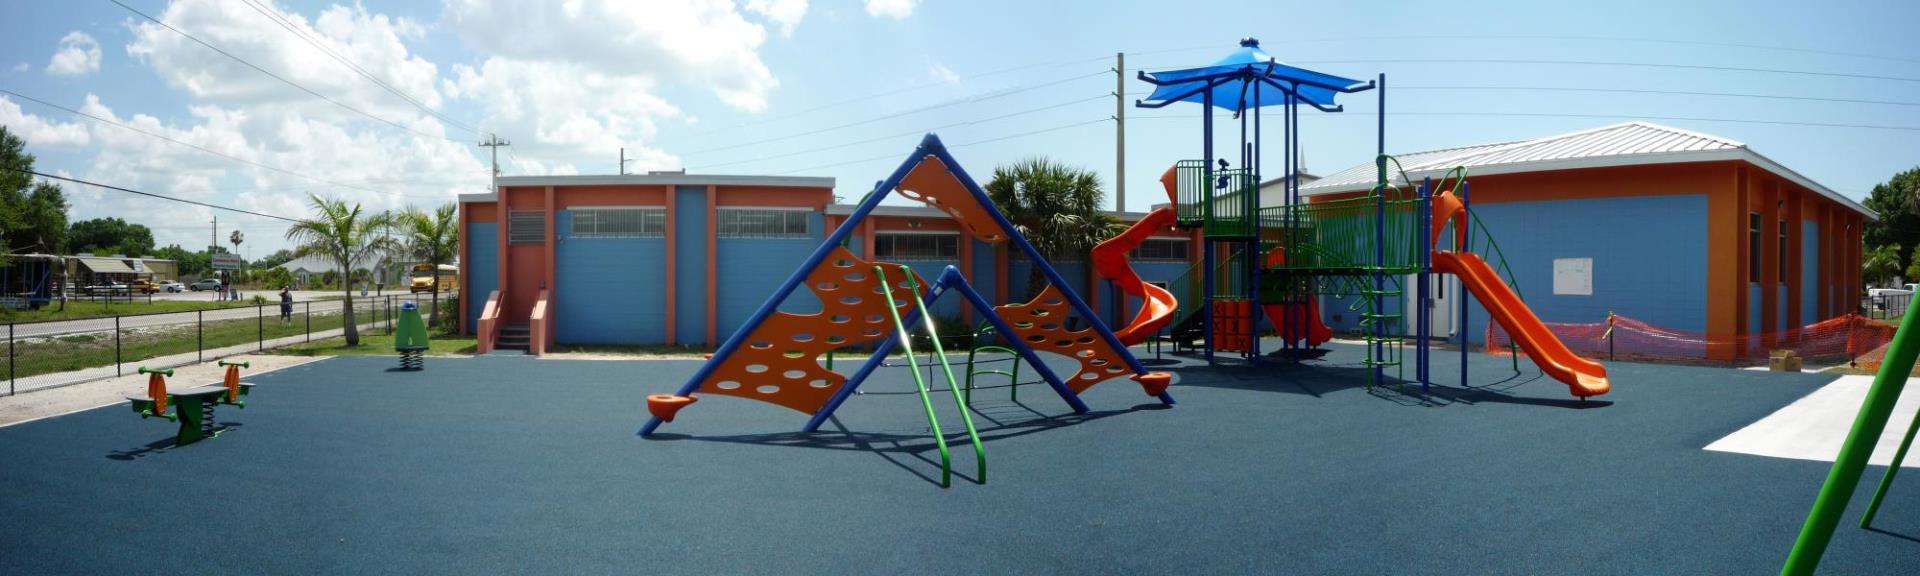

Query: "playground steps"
<box><xmin>495</xmin><ymin>323</ymin><xmax>531</xmax><ymax>351</ymax></box>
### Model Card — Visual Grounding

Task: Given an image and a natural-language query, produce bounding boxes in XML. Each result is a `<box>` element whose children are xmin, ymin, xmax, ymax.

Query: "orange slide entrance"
<box><xmin>1092</xmin><ymin>207</ymin><xmax>1179</xmax><ymax>346</ymax></box>
<box><xmin>1432</xmin><ymin>250</ymin><xmax>1610</xmax><ymax>398</ymax></box>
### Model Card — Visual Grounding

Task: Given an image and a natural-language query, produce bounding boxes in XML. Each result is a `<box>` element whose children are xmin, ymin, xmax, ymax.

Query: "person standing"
<box><xmin>279</xmin><ymin>286</ymin><xmax>293</xmax><ymax>323</ymax></box>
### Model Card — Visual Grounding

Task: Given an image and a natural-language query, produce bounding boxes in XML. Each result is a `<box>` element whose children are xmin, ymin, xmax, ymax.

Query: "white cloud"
<box><xmin>745</xmin><ymin>0</ymin><xmax>808</xmax><ymax>37</ymax></box>
<box><xmin>46</xmin><ymin>31</ymin><xmax>102</xmax><ymax>76</ymax></box>
<box><xmin>441</xmin><ymin>0</ymin><xmax>781</xmax><ymax>112</ymax></box>
<box><xmin>0</xmin><ymin>97</ymin><xmax>91</xmax><ymax>148</ymax></box>
<box><xmin>447</xmin><ymin>58</ymin><xmax>680</xmax><ymax>173</ymax></box>
<box><xmin>928</xmin><ymin>63</ymin><xmax>959</xmax><ymax>85</ymax></box>
<box><xmin>864</xmin><ymin>0</ymin><xmax>916</xmax><ymax>19</ymax></box>
<box><xmin>10</xmin><ymin>62</ymin><xmax>28</xmax><ymax>72</ymax></box>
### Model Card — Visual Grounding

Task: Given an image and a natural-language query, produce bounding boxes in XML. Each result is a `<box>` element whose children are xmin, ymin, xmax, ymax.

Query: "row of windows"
<box><xmin>874</xmin><ymin>234</ymin><xmax>957</xmax><ymax>259</ymax></box>
<box><xmin>1747</xmin><ymin>213</ymin><xmax>1789</xmax><ymax>283</ymax></box>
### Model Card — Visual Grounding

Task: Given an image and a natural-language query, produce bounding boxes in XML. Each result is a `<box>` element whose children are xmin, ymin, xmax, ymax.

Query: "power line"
<box><xmin>7</xmin><ymin>168</ymin><xmax>300</xmax><ymax>222</ymax></box>
<box><xmin>1127</xmin><ymin>34</ymin><xmax>1920</xmax><ymax>65</ymax></box>
<box><xmin>237</xmin><ymin>0</ymin><xmax>478</xmax><ymax>134</ymax></box>
<box><xmin>0</xmin><ymin>89</ymin><xmax>416</xmax><ymax>198</ymax></box>
<box><xmin>680</xmin><ymin>69</ymin><xmax>1109</xmax><ymax>157</ymax></box>
<box><xmin>773</xmin><ymin>117</ymin><xmax>1110</xmax><ymax>176</ymax></box>
<box><xmin>691</xmin><ymin>93</ymin><xmax>1109</xmax><ymax>171</ymax></box>
<box><xmin>1132</xmin><ymin>111</ymin><xmax>1920</xmax><ymax>132</ymax></box>
<box><xmin>1397</xmin><ymin>85</ymin><xmax>1920</xmax><ymax>108</ymax></box>
<box><xmin>111</xmin><ymin>0</ymin><xmax>456</xmax><ymax>143</ymax></box>
<box><xmin>1283</xmin><ymin>58</ymin><xmax>1920</xmax><ymax>84</ymax></box>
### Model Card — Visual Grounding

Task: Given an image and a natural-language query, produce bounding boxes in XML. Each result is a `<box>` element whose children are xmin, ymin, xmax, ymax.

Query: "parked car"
<box><xmin>130</xmin><ymin>279</ymin><xmax>161</xmax><ymax>294</ymax></box>
<box><xmin>85</xmin><ymin>283</ymin><xmax>128</xmax><ymax>295</ymax></box>
<box><xmin>1867</xmin><ymin>283</ymin><xmax>1917</xmax><ymax>298</ymax></box>
<box><xmin>187</xmin><ymin>278</ymin><xmax>224</xmax><ymax>291</ymax></box>
<box><xmin>159</xmin><ymin>281</ymin><xmax>185</xmax><ymax>293</ymax></box>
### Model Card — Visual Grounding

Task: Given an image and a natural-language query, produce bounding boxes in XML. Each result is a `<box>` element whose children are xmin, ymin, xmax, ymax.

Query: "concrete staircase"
<box><xmin>494</xmin><ymin>323</ymin><xmax>531</xmax><ymax>353</ymax></box>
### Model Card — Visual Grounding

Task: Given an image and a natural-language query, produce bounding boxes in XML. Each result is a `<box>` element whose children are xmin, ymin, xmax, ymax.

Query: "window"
<box><xmin>717</xmin><ymin>208</ymin><xmax>809</xmax><ymax>238</ymax></box>
<box><xmin>1130</xmin><ymin>238</ymin><xmax>1191</xmax><ymax>261</ymax></box>
<box><xmin>1778</xmin><ymin>218</ymin><xmax>1788</xmax><ymax>283</ymax></box>
<box><xmin>874</xmin><ymin>234</ymin><xmax>958</xmax><ymax>260</ymax></box>
<box><xmin>1748</xmin><ymin>212</ymin><xmax>1760</xmax><ymax>283</ymax></box>
<box><xmin>509</xmin><ymin>210</ymin><xmax>545</xmax><ymax>244</ymax></box>
<box><xmin>572</xmin><ymin>207</ymin><xmax>665</xmax><ymax>238</ymax></box>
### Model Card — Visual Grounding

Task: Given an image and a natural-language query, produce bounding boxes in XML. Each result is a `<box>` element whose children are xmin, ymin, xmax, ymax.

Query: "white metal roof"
<box><xmin>1298</xmin><ymin>122</ymin><xmax>1874</xmax><ymax>219</ymax></box>
<box><xmin>460</xmin><ymin>173</ymin><xmax>835</xmax><ymax>203</ymax></box>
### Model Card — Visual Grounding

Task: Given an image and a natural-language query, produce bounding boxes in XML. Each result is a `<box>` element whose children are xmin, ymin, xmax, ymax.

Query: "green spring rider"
<box><xmin>124</xmin><ymin>366</ymin><xmax>249</xmax><ymax>446</ymax></box>
<box><xmin>395</xmin><ymin>301</ymin><xmax>429</xmax><ymax>370</ymax></box>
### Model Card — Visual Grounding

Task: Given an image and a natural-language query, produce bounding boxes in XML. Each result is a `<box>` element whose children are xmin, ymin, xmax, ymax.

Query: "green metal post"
<box><xmin>1860</xmin><ymin>402</ymin><xmax>1920</xmax><ymax>528</ymax></box>
<box><xmin>873</xmin><ymin>266</ymin><xmax>954</xmax><ymax>488</ymax></box>
<box><xmin>899</xmin><ymin>265</ymin><xmax>986</xmax><ymax>483</ymax></box>
<box><xmin>1781</xmin><ymin>308</ymin><xmax>1920</xmax><ymax>575</ymax></box>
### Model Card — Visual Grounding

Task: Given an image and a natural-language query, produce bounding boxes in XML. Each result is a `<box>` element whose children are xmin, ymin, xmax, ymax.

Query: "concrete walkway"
<box><xmin>1705</xmin><ymin>374</ymin><xmax>1920</xmax><ymax>468</ymax></box>
<box><xmin>4</xmin><ymin>318</ymin><xmax>387</xmax><ymax>396</ymax></box>
<box><xmin>0</xmin><ymin>353</ymin><xmax>326</xmax><ymax>427</ymax></box>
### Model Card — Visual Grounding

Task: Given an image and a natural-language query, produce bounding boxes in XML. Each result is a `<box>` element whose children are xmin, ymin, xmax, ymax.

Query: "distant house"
<box><xmin>274</xmin><ymin>255</ymin><xmax>368</xmax><ymax>289</ymax></box>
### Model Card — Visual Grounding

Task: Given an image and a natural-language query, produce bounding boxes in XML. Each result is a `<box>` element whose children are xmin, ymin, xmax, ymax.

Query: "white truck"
<box><xmin>1868</xmin><ymin>283</ymin><xmax>1915</xmax><ymax>318</ymax></box>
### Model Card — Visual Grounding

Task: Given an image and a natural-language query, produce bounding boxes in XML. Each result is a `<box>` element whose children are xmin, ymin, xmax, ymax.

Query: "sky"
<box><xmin>0</xmin><ymin>0</ymin><xmax>1916</xmax><ymax>258</ymax></box>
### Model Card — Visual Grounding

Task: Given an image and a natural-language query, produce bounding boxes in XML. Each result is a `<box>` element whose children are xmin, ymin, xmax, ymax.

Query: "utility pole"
<box><xmin>620</xmin><ymin>147</ymin><xmax>632</xmax><ymax>175</ymax></box>
<box><xmin>478</xmin><ymin>133</ymin><xmax>511</xmax><ymax>192</ymax></box>
<box><xmin>1115</xmin><ymin>51</ymin><xmax>1126</xmax><ymax>213</ymax></box>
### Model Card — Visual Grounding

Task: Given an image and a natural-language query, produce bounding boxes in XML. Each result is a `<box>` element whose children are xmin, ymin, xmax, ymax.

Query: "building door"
<box><xmin>1405</xmin><ymin>273</ymin><xmax>1455</xmax><ymax>340</ymax></box>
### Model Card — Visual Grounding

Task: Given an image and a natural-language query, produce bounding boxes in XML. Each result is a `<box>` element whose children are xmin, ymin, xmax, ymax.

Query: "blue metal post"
<box><xmin>1290</xmin><ymin>92</ymin><xmax>1303</xmax><ymax>353</ymax></box>
<box><xmin>1418</xmin><ymin>178</ymin><xmax>1431</xmax><ymax>393</ymax></box>
<box><xmin>1372</xmin><ymin>74</ymin><xmax>1386</xmax><ymax>385</ymax></box>
<box><xmin>1201</xmin><ymin>90</ymin><xmax>1215</xmax><ymax>363</ymax></box>
<box><xmin>641</xmin><ymin>137</ymin><xmax>931</xmax><ymax>436</ymax></box>
<box><xmin>1460</xmin><ymin>181</ymin><xmax>1471</xmax><ymax>387</ymax></box>
<box><xmin>1248</xmin><ymin>74</ymin><xmax>1262</xmax><ymax>363</ymax></box>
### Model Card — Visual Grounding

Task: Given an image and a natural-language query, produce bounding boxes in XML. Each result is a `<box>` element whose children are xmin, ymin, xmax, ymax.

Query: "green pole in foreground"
<box><xmin>1781</xmin><ymin>309</ymin><xmax>1920</xmax><ymax>575</ymax></box>
<box><xmin>874</xmin><ymin>266</ymin><xmax>953</xmax><ymax>489</ymax></box>
<box><xmin>1860</xmin><ymin>372</ymin><xmax>1920</xmax><ymax>527</ymax></box>
<box><xmin>899</xmin><ymin>265</ymin><xmax>985</xmax><ymax>484</ymax></box>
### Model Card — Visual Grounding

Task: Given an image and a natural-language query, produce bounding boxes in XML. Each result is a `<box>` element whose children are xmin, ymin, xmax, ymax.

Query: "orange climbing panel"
<box><xmin>896</xmin><ymin>155</ymin><xmax>1010</xmax><ymax>243</ymax></box>
<box><xmin>994</xmin><ymin>285</ymin><xmax>1135</xmax><ymax>393</ymax></box>
<box><xmin>1213</xmin><ymin>300</ymin><xmax>1254</xmax><ymax>353</ymax></box>
<box><xmin>692</xmin><ymin>246</ymin><xmax>928</xmax><ymax>414</ymax></box>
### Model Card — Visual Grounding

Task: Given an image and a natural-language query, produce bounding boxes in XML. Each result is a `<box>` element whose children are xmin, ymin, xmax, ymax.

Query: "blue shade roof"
<box><xmin>1138</xmin><ymin>39</ymin><xmax>1371</xmax><ymax>111</ymax></box>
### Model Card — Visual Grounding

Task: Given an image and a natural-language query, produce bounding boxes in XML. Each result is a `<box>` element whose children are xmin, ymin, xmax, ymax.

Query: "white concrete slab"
<box><xmin>1705</xmin><ymin>375</ymin><xmax>1920</xmax><ymax>468</ymax></box>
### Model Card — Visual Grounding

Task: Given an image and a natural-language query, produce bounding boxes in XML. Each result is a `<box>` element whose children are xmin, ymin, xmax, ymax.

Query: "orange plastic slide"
<box><xmin>1261</xmin><ymin>247</ymin><xmax>1332</xmax><ymax>348</ymax></box>
<box><xmin>1432</xmin><ymin>251</ymin><xmax>1610</xmax><ymax>398</ymax></box>
<box><xmin>1092</xmin><ymin>207</ymin><xmax>1180</xmax><ymax>345</ymax></box>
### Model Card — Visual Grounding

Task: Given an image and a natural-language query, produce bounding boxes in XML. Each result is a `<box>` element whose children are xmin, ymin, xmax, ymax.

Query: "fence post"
<box><xmin>8</xmin><ymin>323</ymin><xmax>14</xmax><ymax>396</ymax></box>
<box><xmin>198</xmin><ymin>310</ymin><xmax>204</xmax><ymax>362</ymax></box>
<box><xmin>114</xmin><ymin>315</ymin><xmax>122</xmax><ymax>377</ymax></box>
<box><xmin>305</xmin><ymin>301</ymin><xmax>311</xmax><ymax>342</ymax></box>
<box><xmin>258</xmin><ymin>303</ymin><xmax>265</xmax><ymax>352</ymax></box>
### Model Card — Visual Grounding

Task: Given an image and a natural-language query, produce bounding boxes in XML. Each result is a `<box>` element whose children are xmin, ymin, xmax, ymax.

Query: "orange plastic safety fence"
<box><xmin>895</xmin><ymin>155</ymin><xmax>1010</xmax><ymax>244</ymax></box>
<box><xmin>693</xmin><ymin>246</ymin><xmax>928</xmax><ymax>414</ymax></box>
<box><xmin>1487</xmin><ymin>312</ymin><xmax>1899</xmax><ymax>369</ymax></box>
<box><xmin>994</xmin><ymin>285</ymin><xmax>1136</xmax><ymax>393</ymax></box>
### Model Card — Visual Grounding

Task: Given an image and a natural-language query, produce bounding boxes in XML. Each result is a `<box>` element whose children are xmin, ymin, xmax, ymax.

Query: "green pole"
<box><xmin>873</xmin><ymin>266</ymin><xmax>953</xmax><ymax>489</ymax></box>
<box><xmin>1781</xmin><ymin>309</ymin><xmax>1920</xmax><ymax>575</ymax></box>
<box><xmin>1859</xmin><ymin>381</ymin><xmax>1920</xmax><ymax>527</ymax></box>
<box><xmin>899</xmin><ymin>265</ymin><xmax>986</xmax><ymax>483</ymax></box>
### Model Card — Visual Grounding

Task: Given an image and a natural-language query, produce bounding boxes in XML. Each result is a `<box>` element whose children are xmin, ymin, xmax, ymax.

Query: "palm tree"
<box><xmin>1865</xmin><ymin>243</ymin><xmax>1903</xmax><ymax>287</ymax></box>
<box><xmin>229</xmin><ymin>230</ymin><xmax>244</xmax><ymax>283</ymax></box>
<box><xmin>984</xmin><ymin>157</ymin><xmax>1125</xmax><ymax>300</ymax></box>
<box><xmin>285</xmin><ymin>194</ymin><xmax>396</xmax><ymax>346</ymax></box>
<box><xmin>397</xmin><ymin>203</ymin><xmax>458</xmax><ymax>329</ymax></box>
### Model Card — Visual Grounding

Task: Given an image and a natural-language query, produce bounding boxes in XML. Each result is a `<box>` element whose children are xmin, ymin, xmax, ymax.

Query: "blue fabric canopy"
<box><xmin>1138</xmin><ymin>39</ymin><xmax>1370</xmax><ymax>112</ymax></box>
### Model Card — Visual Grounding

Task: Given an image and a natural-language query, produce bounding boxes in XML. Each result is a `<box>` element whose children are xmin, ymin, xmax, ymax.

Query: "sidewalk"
<box><xmin>4</xmin><ymin>318</ymin><xmax>385</xmax><ymax>396</ymax></box>
<box><xmin>0</xmin><ymin>353</ymin><xmax>327</xmax><ymax>427</ymax></box>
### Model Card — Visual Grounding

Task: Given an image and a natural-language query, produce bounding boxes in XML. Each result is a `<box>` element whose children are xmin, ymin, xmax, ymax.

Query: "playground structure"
<box><xmin>641</xmin><ymin>134</ymin><xmax>1176</xmax><ymax>487</ymax></box>
<box><xmin>394</xmin><ymin>301</ymin><xmax>429</xmax><ymax>370</ymax></box>
<box><xmin>123</xmin><ymin>361</ymin><xmax>254</xmax><ymax>446</ymax></box>
<box><xmin>1136</xmin><ymin>39</ymin><xmax>1608</xmax><ymax>398</ymax></box>
<box><xmin>1781</xmin><ymin>308</ymin><xmax>1920</xmax><ymax>575</ymax></box>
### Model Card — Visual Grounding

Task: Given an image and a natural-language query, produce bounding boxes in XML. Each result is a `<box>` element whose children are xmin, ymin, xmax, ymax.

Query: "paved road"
<box><xmin>7</xmin><ymin>292</ymin><xmax>455</xmax><ymax>340</ymax></box>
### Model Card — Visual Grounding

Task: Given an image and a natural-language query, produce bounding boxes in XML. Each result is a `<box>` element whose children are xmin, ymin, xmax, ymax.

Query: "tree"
<box><xmin>256</xmin><ymin>248</ymin><xmax>295</xmax><ymax>270</ymax></box>
<box><xmin>155</xmin><ymin>244</ymin><xmax>210</xmax><ymax>277</ymax></box>
<box><xmin>68</xmin><ymin>217</ymin><xmax>155</xmax><ymax>257</ymax></box>
<box><xmin>983</xmin><ymin>157</ymin><xmax>1125</xmax><ymax>299</ymax></box>
<box><xmin>0</xmin><ymin>127</ymin><xmax>72</xmax><ymax>263</ymax></box>
<box><xmin>286</xmin><ymin>194</ymin><xmax>395</xmax><ymax>346</ymax></box>
<box><xmin>1865</xmin><ymin>244</ymin><xmax>1903</xmax><ymax>286</ymax></box>
<box><xmin>398</xmin><ymin>203</ymin><xmax>457</xmax><ymax>329</ymax></box>
<box><xmin>1862</xmin><ymin>167</ymin><xmax>1920</xmax><ymax>276</ymax></box>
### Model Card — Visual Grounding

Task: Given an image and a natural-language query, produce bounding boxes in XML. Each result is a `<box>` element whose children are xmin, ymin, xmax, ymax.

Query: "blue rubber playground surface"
<box><xmin>1</xmin><ymin>342</ymin><xmax>1916</xmax><ymax>575</ymax></box>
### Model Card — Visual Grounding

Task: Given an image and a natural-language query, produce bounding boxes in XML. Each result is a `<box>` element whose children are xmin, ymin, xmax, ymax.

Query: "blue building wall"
<box><xmin>464</xmin><ymin>222</ymin><xmax>498</xmax><ymax>331</ymax></box>
<box><xmin>716</xmin><ymin>214</ymin><xmax>822</xmax><ymax>336</ymax></box>
<box><xmin>673</xmin><ymin>186</ymin><xmax>707</xmax><ymax>344</ymax></box>
<box><xmin>1450</xmin><ymin>194</ymin><xmax>1709</xmax><ymax>345</ymax></box>
<box><xmin>1803</xmin><ymin>220</ymin><xmax>1821</xmax><ymax>322</ymax></box>
<box><xmin>969</xmin><ymin>240</ymin><xmax>997</xmax><ymax>305</ymax></box>
<box><xmin>1749</xmin><ymin>285</ymin><xmax>1762</xmax><ymax>338</ymax></box>
<box><xmin>553</xmin><ymin>210</ymin><xmax>668</xmax><ymax>344</ymax></box>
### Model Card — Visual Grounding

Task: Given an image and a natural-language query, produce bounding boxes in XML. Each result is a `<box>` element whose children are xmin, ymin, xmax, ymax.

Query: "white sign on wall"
<box><xmin>1553</xmin><ymin>257</ymin><xmax>1593</xmax><ymax>296</ymax></box>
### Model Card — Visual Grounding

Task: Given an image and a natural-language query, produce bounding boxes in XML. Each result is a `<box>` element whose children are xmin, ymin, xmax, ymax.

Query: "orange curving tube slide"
<box><xmin>1092</xmin><ymin>207</ymin><xmax>1180</xmax><ymax>346</ymax></box>
<box><xmin>1261</xmin><ymin>247</ymin><xmax>1331</xmax><ymax>348</ymax></box>
<box><xmin>1433</xmin><ymin>251</ymin><xmax>1610</xmax><ymax>398</ymax></box>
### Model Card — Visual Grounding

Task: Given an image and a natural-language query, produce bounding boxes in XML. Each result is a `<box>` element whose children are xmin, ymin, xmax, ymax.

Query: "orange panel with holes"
<box><xmin>693</xmin><ymin>246</ymin><xmax>927</xmax><ymax>414</ymax></box>
<box><xmin>896</xmin><ymin>155</ymin><xmax>1010</xmax><ymax>244</ymax></box>
<box><xmin>995</xmin><ymin>285</ymin><xmax>1136</xmax><ymax>393</ymax></box>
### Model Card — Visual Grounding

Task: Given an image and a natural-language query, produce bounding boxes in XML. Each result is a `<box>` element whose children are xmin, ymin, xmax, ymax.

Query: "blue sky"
<box><xmin>1</xmin><ymin>0</ymin><xmax>1916</xmax><ymax>256</ymax></box>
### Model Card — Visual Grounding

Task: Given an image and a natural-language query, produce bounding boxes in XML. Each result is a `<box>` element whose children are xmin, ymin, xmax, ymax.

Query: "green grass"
<box><xmin>0</xmin><ymin>299</ymin><xmax>274</xmax><ymax>323</ymax></box>
<box><xmin>9</xmin><ymin>311</ymin><xmax>356</xmax><ymax>379</ymax></box>
<box><xmin>269</xmin><ymin>329</ymin><xmax>476</xmax><ymax>357</ymax></box>
<box><xmin>549</xmin><ymin>344</ymin><xmax>710</xmax><ymax>357</ymax></box>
